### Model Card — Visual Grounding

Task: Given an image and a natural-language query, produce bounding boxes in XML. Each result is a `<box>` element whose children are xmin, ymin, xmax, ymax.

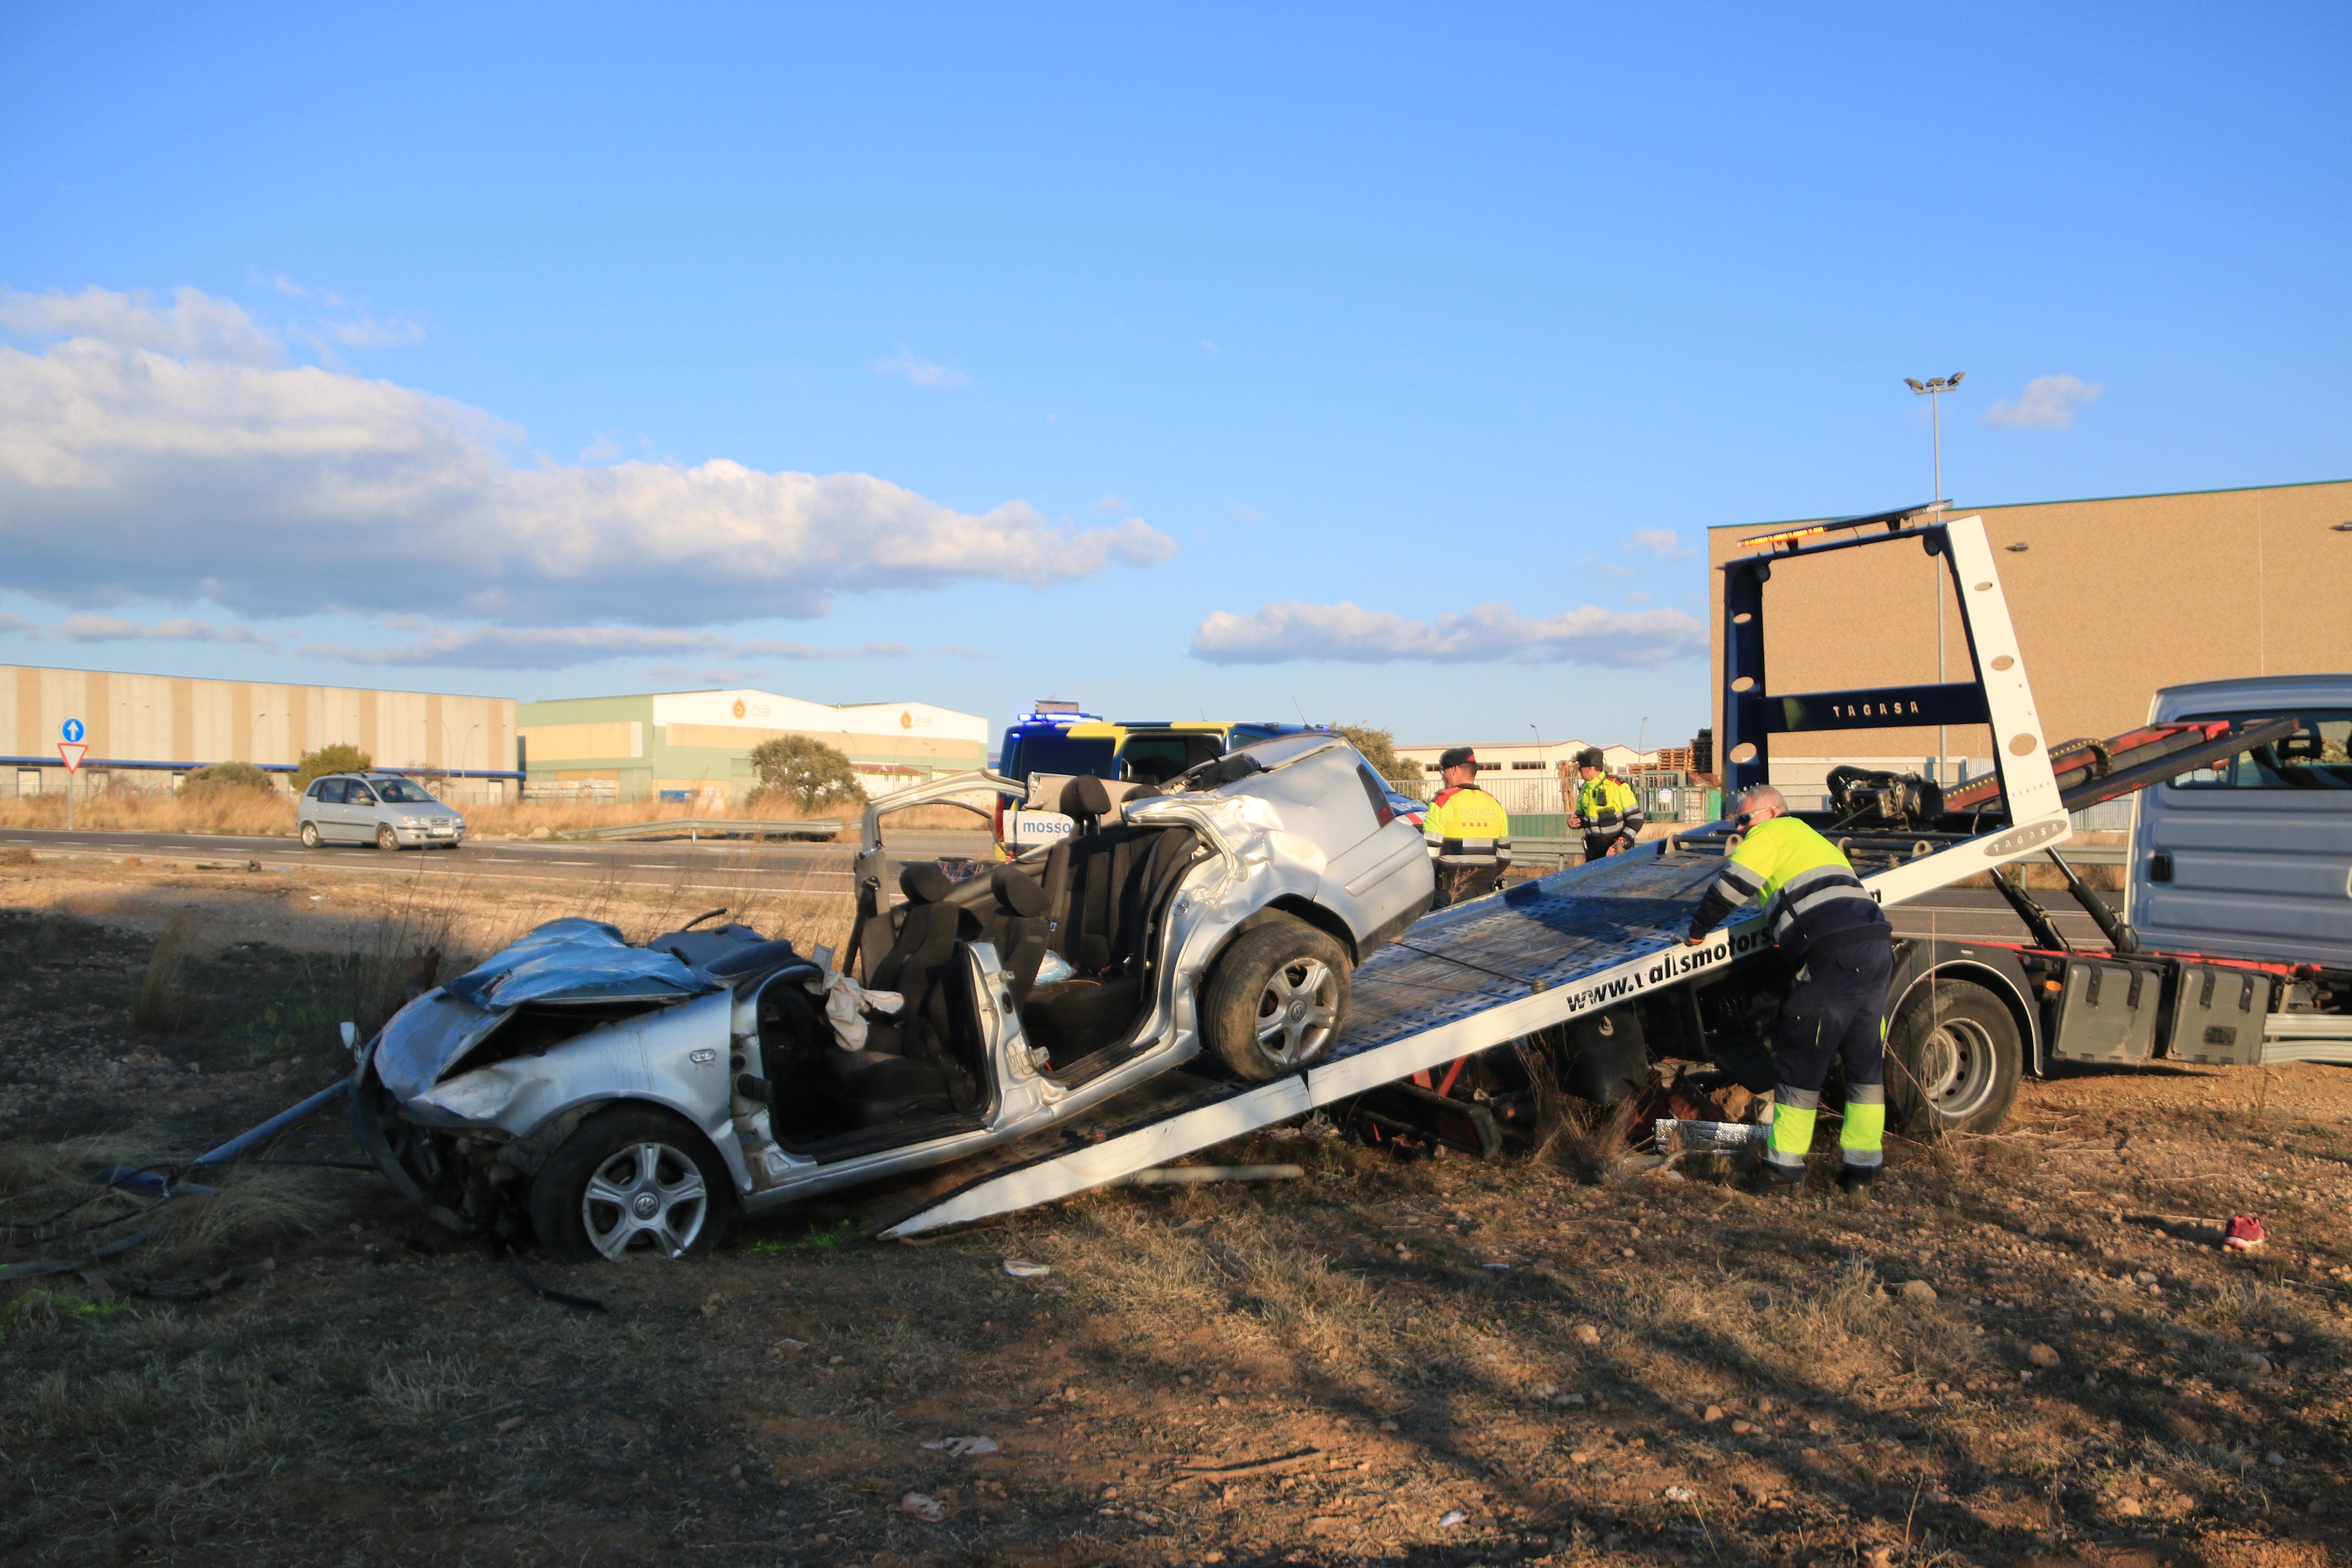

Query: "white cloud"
<box><xmin>0</xmin><ymin>613</ymin><xmax>32</xmax><ymax>634</ymax></box>
<box><xmin>302</xmin><ymin>625</ymin><xmax>916</xmax><ymax>670</ymax></box>
<box><xmin>0</xmin><ymin>286</ymin><xmax>1175</xmax><ymax>628</ymax></box>
<box><xmin>1622</xmin><ymin>527</ymin><xmax>1694</xmax><ymax>559</ymax></box>
<box><xmin>1231</xmin><ymin>504</ymin><xmax>1264</xmax><ymax>524</ymax></box>
<box><xmin>874</xmin><ymin>352</ymin><xmax>969</xmax><ymax>389</ymax></box>
<box><xmin>1</xmin><ymin>285</ymin><xmax>281</xmax><ymax>366</ymax></box>
<box><xmin>59</xmin><ymin>613</ymin><xmax>274</xmax><ymax>645</ymax></box>
<box><xmin>644</xmin><ymin>663</ymin><xmax>770</xmax><ymax>688</ymax></box>
<box><xmin>1578</xmin><ymin>556</ymin><xmax>1637</xmax><ymax>579</ymax></box>
<box><xmin>1621</xmin><ymin>591</ymin><xmax>1651</xmax><ymax>605</ymax></box>
<box><xmin>1091</xmin><ymin>494</ymin><xmax>1133</xmax><ymax>514</ymax></box>
<box><xmin>1982</xmin><ymin>374</ymin><xmax>2103</xmax><ymax>430</ymax></box>
<box><xmin>1190</xmin><ymin>600</ymin><xmax>1707</xmax><ymax>667</ymax></box>
<box><xmin>319</xmin><ymin>313</ymin><xmax>423</xmax><ymax>348</ymax></box>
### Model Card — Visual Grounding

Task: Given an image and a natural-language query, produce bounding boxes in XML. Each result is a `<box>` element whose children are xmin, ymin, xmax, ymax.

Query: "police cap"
<box><xmin>1437</xmin><ymin>745</ymin><xmax>1478</xmax><ymax>772</ymax></box>
<box><xmin>1575</xmin><ymin>747</ymin><xmax>1605</xmax><ymax>770</ymax></box>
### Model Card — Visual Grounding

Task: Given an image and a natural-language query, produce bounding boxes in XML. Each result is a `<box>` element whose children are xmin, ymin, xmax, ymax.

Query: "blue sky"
<box><xmin>2</xmin><ymin>5</ymin><xmax>2345</xmax><ymax>752</ymax></box>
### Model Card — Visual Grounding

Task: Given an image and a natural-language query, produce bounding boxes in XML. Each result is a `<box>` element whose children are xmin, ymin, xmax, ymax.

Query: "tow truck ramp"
<box><xmin>875</xmin><ymin>511</ymin><xmax>2074</xmax><ymax>1237</ymax></box>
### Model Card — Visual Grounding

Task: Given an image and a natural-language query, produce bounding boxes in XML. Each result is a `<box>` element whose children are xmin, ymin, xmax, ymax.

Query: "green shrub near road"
<box><xmin>293</xmin><ymin>743</ymin><xmax>372</xmax><ymax>792</ymax></box>
<box><xmin>177</xmin><ymin>760</ymin><xmax>276</xmax><ymax>796</ymax></box>
<box><xmin>747</xmin><ymin>734</ymin><xmax>866</xmax><ymax>814</ymax></box>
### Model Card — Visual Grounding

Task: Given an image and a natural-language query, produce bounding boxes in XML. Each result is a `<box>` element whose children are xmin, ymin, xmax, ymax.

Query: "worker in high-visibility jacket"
<box><xmin>1683</xmin><ymin>784</ymin><xmax>1894</xmax><ymax>1194</ymax></box>
<box><xmin>1423</xmin><ymin>746</ymin><xmax>1513</xmax><ymax>907</ymax></box>
<box><xmin>1567</xmin><ymin>747</ymin><xmax>1645</xmax><ymax>863</ymax></box>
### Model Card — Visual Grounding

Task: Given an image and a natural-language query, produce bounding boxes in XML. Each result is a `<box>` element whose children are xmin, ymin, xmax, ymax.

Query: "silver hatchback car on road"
<box><xmin>297</xmin><ymin>773</ymin><xmax>467</xmax><ymax>851</ymax></box>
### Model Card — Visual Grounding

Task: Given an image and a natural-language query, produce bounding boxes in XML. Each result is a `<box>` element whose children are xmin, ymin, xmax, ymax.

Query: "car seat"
<box><xmin>1021</xmin><ymin>810</ymin><xmax>1201</xmax><ymax>1068</ymax></box>
<box><xmin>823</xmin><ymin>864</ymin><xmax>981</xmax><ymax>1127</ymax></box>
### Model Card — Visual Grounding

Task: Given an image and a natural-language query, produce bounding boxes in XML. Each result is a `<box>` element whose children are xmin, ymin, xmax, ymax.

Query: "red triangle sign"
<box><xmin>57</xmin><ymin>741</ymin><xmax>88</xmax><ymax>773</ymax></box>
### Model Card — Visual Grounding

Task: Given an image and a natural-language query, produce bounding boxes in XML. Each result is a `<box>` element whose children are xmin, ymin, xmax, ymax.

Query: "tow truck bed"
<box><xmin>877</xmin><ymin>509</ymin><xmax>2073</xmax><ymax>1237</ymax></box>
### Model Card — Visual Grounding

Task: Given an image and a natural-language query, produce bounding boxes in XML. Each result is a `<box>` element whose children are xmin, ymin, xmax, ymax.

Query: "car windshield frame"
<box><xmin>372</xmin><ymin>778</ymin><xmax>439</xmax><ymax>804</ymax></box>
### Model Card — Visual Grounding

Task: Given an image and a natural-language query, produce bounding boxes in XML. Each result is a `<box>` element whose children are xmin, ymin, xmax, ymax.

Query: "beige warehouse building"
<box><xmin>1705</xmin><ymin>478</ymin><xmax>2352</xmax><ymax>804</ymax></box>
<box><xmin>1</xmin><ymin>663</ymin><xmax>518</xmax><ymax>800</ymax></box>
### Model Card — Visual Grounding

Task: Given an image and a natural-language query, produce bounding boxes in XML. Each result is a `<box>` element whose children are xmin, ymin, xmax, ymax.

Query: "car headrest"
<box><xmin>900</xmin><ymin>862</ymin><xmax>956</xmax><ymax>904</ymax></box>
<box><xmin>990</xmin><ymin>864</ymin><xmax>1048</xmax><ymax>918</ymax></box>
<box><xmin>1059</xmin><ymin>775</ymin><xmax>1113</xmax><ymax>818</ymax></box>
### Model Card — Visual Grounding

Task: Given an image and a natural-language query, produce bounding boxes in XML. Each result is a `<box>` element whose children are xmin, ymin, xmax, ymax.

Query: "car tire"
<box><xmin>1201</xmin><ymin>917</ymin><xmax>1351</xmax><ymax>1082</ymax></box>
<box><xmin>1886</xmin><ymin>978</ymin><xmax>2022</xmax><ymax>1136</ymax></box>
<box><xmin>376</xmin><ymin>824</ymin><xmax>400</xmax><ymax>852</ymax></box>
<box><xmin>299</xmin><ymin>821</ymin><xmax>321</xmax><ymax>848</ymax></box>
<box><xmin>529</xmin><ymin>1105</ymin><xmax>734</xmax><ymax>1264</ymax></box>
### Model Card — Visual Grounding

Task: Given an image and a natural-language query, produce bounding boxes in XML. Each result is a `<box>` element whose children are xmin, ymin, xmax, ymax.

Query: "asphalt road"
<box><xmin>3</xmin><ymin>824</ymin><xmax>2099</xmax><ymax>945</ymax></box>
<box><xmin>0</xmin><ymin>824</ymin><xmax>996</xmax><ymax>896</ymax></box>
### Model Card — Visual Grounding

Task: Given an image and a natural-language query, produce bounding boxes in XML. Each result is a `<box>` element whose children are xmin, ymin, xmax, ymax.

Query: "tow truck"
<box><xmin>867</xmin><ymin>505</ymin><xmax>2320</xmax><ymax>1235</ymax></box>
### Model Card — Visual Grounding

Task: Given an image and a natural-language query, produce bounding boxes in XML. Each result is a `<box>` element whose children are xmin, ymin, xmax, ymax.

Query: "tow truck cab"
<box><xmin>994</xmin><ymin>705</ymin><xmax>1317</xmax><ymax>848</ymax></box>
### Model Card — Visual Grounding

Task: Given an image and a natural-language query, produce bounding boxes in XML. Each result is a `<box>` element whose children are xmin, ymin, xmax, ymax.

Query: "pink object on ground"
<box><xmin>2224</xmin><ymin>1215</ymin><xmax>2267</xmax><ymax>1251</ymax></box>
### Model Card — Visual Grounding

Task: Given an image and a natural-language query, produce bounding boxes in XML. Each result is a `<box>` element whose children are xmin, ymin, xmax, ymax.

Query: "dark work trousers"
<box><xmin>1772</xmin><ymin>931</ymin><xmax>1893</xmax><ymax>1093</ymax></box>
<box><xmin>1763</xmin><ymin>929</ymin><xmax>1895</xmax><ymax>1178</ymax></box>
<box><xmin>1582</xmin><ymin>831</ymin><xmax>1633</xmax><ymax>864</ymax></box>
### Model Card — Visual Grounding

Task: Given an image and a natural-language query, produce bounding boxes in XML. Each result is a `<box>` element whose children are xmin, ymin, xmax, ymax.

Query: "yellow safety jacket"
<box><xmin>1575</xmin><ymin>774</ymin><xmax>1643</xmax><ymax>835</ymax></box>
<box><xmin>1685</xmin><ymin>814</ymin><xmax>1889</xmax><ymax>961</ymax></box>
<box><xmin>1423</xmin><ymin>785</ymin><xmax>1512</xmax><ymax>865</ymax></box>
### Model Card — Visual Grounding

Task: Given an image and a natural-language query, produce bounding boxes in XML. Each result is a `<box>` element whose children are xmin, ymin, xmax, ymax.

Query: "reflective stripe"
<box><xmin>1840</xmin><ymin>1102</ymin><xmax>1886</xmax><ymax>1158</ymax></box>
<box><xmin>1841</xmin><ymin>1148</ymin><xmax>1884</xmax><ymax>1169</ymax></box>
<box><xmin>1719</xmin><ymin>862</ymin><xmax>1767</xmax><ymax>896</ymax></box>
<box><xmin>1845</xmin><ymin>1082</ymin><xmax>1886</xmax><ymax>1106</ymax></box>
<box><xmin>1785</xmin><ymin>882</ymin><xmax>1876</xmax><ymax>920</ymax></box>
<box><xmin>1769</xmin><ymin>1102</ymin><xmax>1817</xmax><ymax>1164</ymax></box>
<box><xmin>1777</xmin><ymin>1085</ymin><xmax>1822</xmax><ymax>1111</ymax></box>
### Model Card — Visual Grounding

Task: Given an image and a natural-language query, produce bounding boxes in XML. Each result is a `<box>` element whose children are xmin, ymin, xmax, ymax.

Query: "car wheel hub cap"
<box><xmin>1255</xmin><ymin>957</ymin><xmax>1338</xmax><ymax>1067</ymax></box>
<box><xmin>581</xmin><ymin>1140</ymin><xmax>709</xmax><ymax>1260</ymax></box>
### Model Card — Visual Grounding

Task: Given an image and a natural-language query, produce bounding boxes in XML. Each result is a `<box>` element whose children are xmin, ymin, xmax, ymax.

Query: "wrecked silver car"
<box><xmin>352</xmin><ymin>732</ymin><xmax>1435</xmax><ymax>1260</ymax></box>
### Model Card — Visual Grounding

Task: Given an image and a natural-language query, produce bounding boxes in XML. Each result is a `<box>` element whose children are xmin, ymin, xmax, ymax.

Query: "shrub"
<box><xmin>1337</xmin><ymin>724</ymin><xmax>1422</xmax><ymax>781</ymax></box>
<box><xmin>294</xmin><ymin>743</ymin><xmax>372</xmax><ymax>792</ymax></box>
<box><xmin>179</xmin><ymin>760</ymin><xmax>277</xmax><ymax>797</ymax></box>
<box><xmin>747</xmin><ymin>734</ymin><xmax>867</xmax><ymax>814</ymax></box>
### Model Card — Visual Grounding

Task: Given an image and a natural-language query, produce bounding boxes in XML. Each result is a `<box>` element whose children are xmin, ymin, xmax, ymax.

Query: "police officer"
<box><xmin>1567</xmin><ymin>747</ymin><xmax>1645</xmax><ymax>864</ymax></box>
<box><xmin>1683</xmin><ymin>784</ymin><xmax>1894</xmax><ymax>1194</ymax></box>
<box><xmin>1423</xmin><ymin>746</ymin><xmax>1513</xmax><ymax>907</ymax></box>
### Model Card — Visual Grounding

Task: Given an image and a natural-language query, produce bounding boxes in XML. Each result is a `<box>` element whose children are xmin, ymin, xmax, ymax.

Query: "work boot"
<box><xmin>1837</xmin><ymin>1163</ymin><xmax>1881</xmax><ymax>1195</ymax></box>
<box><xmin>1745</xmin><ymin>1164</ymin><xmax>1802</xmax><ymax>1197</ymax></box>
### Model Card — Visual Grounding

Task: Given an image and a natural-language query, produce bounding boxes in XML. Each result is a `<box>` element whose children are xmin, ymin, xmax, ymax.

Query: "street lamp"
<box><xmin>1905</xmin><ymin>372</ymin><xmax>1968</xmax><ymax>785</ymax></box>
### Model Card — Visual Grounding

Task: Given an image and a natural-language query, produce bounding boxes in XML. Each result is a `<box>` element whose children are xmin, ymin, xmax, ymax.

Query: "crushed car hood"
<box><xmin>374</xmin><ymin>918</ymin><xmax>722</xmax><ymax>1099</ymax></box>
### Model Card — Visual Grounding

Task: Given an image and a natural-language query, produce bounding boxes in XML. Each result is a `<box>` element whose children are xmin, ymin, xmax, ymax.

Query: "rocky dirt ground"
<box><xmin>1</xmin><ymin>859</ymin><xmax>2346</xmax><ymax>1568</ymax></box>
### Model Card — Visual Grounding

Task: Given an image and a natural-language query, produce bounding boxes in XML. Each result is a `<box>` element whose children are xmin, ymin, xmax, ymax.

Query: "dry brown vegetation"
<box><xmin>1</xmin><ymin>867</ymin><xmax>2346</xmax><ymax>1568</ymax></box>
<box><xmin>0</xmin><ymin>785</ymin><xmax>997</xmax><ymax>842</ymax></box>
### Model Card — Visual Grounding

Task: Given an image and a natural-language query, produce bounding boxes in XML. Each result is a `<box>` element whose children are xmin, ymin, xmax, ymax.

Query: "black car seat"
<box><xmin>1020</xmin><ymin>821</ymin><xmax>1200</xmax><ymax>1066</ymax></box>
<box><xmin>978</xmin><ymin>864</ymin><xmax>1051</xmax><ymax>1007</ymax></box>
<box><xmin>824</xmin><ymin>864</ymin><xmax>979</xmax><ymax>1126</ymax></box>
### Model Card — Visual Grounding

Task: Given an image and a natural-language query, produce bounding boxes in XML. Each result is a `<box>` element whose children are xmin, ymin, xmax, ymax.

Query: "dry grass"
<box><xmin>131</xmin><ymin>908</ymin><xmax>200</xmax><ymax>1032</ymax></box>
<box><xmin>0</xmin><ymin>787</ymin><xmax>296</xmax><ymax>835</ymax></box>
<box><xmin>0</xmin><ymin>785</ymin><xmax>1001</xmax><ymax>845</ymax></box>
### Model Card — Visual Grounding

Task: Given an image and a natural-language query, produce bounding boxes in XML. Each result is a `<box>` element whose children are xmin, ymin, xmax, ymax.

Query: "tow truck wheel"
<box><xmin>530</xmin><ymin>1106</ymin><xmax>734</xmax><ymax>1263</ymax></box>
<box><xmin>1202</xmin><ymin>918</ymin><xmax>1351</xmax><ymax>1082</ymax></box>
<box><xmin>1887</xmin><ymin>979</ymin><xmax>2021</xmax><ymax>1136</ymax></box>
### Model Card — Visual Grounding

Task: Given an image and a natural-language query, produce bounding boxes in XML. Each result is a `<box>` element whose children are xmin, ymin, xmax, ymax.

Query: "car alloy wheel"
<box><xmin>377</xmin><ymin>824</ymin><xmax>399</xmax><ymax>851</ymax></box>
<box><xmin>581</xmin><ymin>1140</ymin><xmax>711</xmax><ymax>1260</ymax></box>
<box><xmin>1254</xmin><ymin>956</ymin><xmax>1340</xmax><ymax>1068</ymax></box>
<box><xmin>300</xmin><ymin>821</ymin><xmax>321</xmax><ymax>848</ymax></box>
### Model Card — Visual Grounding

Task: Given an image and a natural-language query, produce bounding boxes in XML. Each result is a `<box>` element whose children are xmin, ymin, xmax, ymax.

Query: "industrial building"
<box><xmin>1392</xmin><ymin>737</ymin><xmax>1656</xmax><ymax>815</ymax></box>
<box><xmin>515</xmin><ymin>688</ymin><xmax>991</xmax><ymax>804</ymax></box>
<box><xmin>0</xmin><ymin>663</ymin><xmax>518</xmax><ymax>801</ymax></box>
<box><xmin>1706</xmin><ymin>477</ymin><xmax>2352</xmax><ymax>806</ymax></box>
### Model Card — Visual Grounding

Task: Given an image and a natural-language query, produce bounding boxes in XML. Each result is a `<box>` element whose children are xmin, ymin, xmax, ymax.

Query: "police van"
<box><xmin>994</xmin><ymin>703</ymin><xmax>1316</xmax><ymax>850</ymax></box>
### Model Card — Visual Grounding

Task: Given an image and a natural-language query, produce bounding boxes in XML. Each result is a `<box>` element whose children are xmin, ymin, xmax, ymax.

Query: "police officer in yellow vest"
<box><xmin>1567</xmin><ymin>747</ymin><xmax>1645</xmax><ymax>864</ymax></box>
<box><xmin>1423</xmin><ymin>746</ymin><xmax>1513</xmax><ymax>907</ymax></box>
<box><xmin>1684</xmin><ymin>784</ymin><xmax>1894</xmax><ymax>1194</ymax></box>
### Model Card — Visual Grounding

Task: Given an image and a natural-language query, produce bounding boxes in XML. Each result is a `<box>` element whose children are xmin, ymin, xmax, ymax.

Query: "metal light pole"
<box><xmin>1905</xmin><ymin>372</ymin><xmax>1967</xmax><ymax>782</ymax></box>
